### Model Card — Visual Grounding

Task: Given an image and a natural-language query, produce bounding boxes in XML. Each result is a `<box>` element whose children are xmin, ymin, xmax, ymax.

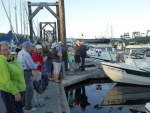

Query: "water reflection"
<box><xmin>74</xmin><ymin>86</ymin><xmax>90</xmax><ymax>111</ymax></box>
<box><xmin>65</xmin><ymin>80</ymin><xmax>150</xmax><ymax>113</ymax></box>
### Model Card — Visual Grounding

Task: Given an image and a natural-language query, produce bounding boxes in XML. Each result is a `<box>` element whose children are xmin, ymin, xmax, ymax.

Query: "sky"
<box><xmin>0</xmin><ymin>0</ymin><xmax>150</xmax><ymax>39</ymax></box>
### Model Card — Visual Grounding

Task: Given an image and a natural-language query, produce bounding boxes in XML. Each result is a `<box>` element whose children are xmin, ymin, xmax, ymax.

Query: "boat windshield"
<box><xmin>89</xmin><ymin>47</ymin><xmax>95</xmax><ymax>51</ymax></box>
<box><xmin>124</xmin><ymin>48</ymin><xmax>145</xmax><ymax>55</ymax></box>
<box><xmin>107</xmin><ymin>47</ymin><xmax>113</xmax><ymax>51</ymax></box>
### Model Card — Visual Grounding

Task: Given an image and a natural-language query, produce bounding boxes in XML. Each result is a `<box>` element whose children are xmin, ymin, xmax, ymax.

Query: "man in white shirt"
<box><xmin>115</xmin><ymin>39</ymin><xmax>125</xmax><ymax>62</ymax></box>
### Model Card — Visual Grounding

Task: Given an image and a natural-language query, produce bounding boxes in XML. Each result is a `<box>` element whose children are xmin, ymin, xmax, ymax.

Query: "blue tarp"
<box><xmin>0</xmin><ymin>30</ymin><xmax>13</xmax><ymax>42</ymax></box>
<box><xmin>0</xmin><ymin>30</ymin><xmax>29</xmax><ymax>44</ymax></box>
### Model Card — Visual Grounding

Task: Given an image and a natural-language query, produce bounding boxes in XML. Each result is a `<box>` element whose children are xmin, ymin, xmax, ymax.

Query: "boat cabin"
<box><xmin>86</xmin><ymin>44</ymin><xmax>114</xmax><ymax>57</ymax></box>
<box><xmin>125</xmin><ymin>48</ymin><xmax>150</xmax><ymax>69</ymax></box>
<box><xmin>124</xmin><ymin>44</ymin><xmax>150</xmax><ymax>59</ymax></box>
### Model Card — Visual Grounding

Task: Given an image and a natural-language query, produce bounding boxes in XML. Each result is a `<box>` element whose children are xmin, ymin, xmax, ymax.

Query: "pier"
<box><xmin>0</xmin><ymin>66</ymin><xmax>107</xmax><ymax>113</ymax></box>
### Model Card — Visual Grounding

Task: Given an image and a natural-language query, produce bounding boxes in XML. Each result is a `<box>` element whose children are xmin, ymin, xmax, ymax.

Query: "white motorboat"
<box><xmin>101</xmin><ymin>49</ymin><xmax>150</xmax><ymax>86</ymax></box>
<box><xmin>93</xmin><ymin>44</ymin><xmax>150</xmax><ymax>68</ymax></box>
<box><xmin>101</xmin><ymin>85</ymin><xmax>150</xmax><ymax>112</ymax></box>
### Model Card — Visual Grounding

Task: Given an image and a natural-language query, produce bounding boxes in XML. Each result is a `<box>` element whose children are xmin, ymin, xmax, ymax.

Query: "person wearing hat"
<box><xmin>31</xmin><ymin>44</ymin><xmax>47</xmax><ymax>105</ymax></box>
<box><xmin>115</xmin><ymin>39</ymin><xmax>125</xmax><ymax>62</ymax></box>
<box><xmin>31</xmin><ymin>44</ymin><xmax>45</xmax><ymax>81</ymax></box>
<box><xmin>0</xmin><ymin>41</ymin><xmax>26</xmax><ymax>113</ymax></box>
<box><xmin>17</xmin><ymin>41</ymin><xmax>40</xmax><ymax>112</ymax></box>
<box><xmin>74</xmin><ymin>40</ymin><xmax>81</xmax><ymax>71</ymax></box>
<box><xmin>57</xmin><ymin>41</ymin><xmax>63</xmax><ymax>52</ymax></box>
<box><xmin>51</xmin><ymin>43</ymin><xmax>62</xmax><ymax>82</ymax></box>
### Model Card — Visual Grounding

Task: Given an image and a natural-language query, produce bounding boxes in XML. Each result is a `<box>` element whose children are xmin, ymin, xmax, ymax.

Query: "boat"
<box><xmin>93</xmin><ymin>44</ymin><xmax>150</xmax><ymax>68</ymax></box>
<box><xmin>101</xmin><ymin>85</ymin><xmax>150</xmax><ymax>112</ymax></box>
<box><xmin>101</xmin><ymin>49</ymin><xmax>150</xmax><ymax>86</ymax></box>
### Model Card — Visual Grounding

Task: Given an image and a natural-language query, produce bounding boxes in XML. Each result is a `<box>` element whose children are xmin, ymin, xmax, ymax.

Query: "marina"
<box><xmin>1</xmin><ymin>0</ymin><xmax>150</xmax><ymax>113</ymax></box>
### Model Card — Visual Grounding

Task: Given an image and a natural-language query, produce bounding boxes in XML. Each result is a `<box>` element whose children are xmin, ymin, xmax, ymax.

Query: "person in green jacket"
<box><xmin>0</xmin><ymin>41</ymin><xmax>26</xmax><ymax>113</ymax></box>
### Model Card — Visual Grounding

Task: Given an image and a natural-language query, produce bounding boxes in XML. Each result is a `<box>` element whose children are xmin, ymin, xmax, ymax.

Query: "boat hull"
<box><xmin>101</xmin><ymin>62</ymin><xmax>150</xmax><ymax>86</ymax></box>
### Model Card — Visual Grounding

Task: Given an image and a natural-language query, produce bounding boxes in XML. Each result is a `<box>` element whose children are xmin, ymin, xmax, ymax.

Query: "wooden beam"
<box><xmin>58</xmin><ymin>0</ymin><xmax>68</xmax><ymax>70</ymax></box>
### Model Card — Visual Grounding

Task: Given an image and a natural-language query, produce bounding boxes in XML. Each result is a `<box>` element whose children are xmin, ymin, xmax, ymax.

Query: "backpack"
<box><xmin>33</xmin><ymin>74</ymin><xmax>49</xmax><ymax>94</ymax></box>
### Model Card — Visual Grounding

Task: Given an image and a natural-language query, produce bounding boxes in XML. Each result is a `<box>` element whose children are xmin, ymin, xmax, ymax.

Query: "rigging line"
<box><xmin>22</xmin><ymin>0</ymin><xmax>38</xmax><ymax>37</ymax></box>
<box><xmin>14</xmin><ymin>0</ymin><xmax>18</xmax><ymax>34</ymax></box>
<box><xmin>0</xmin><ymin>8</ymin><xmax>4</xmax><ymax>30</ymax></box>
<box><xmin>105</xmin><ymin>16</ymin><xmax>112</xmax><ymax>38</ymax></box>
<box><xmin>20</xmin><ymin>0</ymin><xmax>23</xmax><ymax>34</ymax></box>
<box><xmin>33</xmin><ymin>18</ymin><xmax>38</xmax><ymax>35</ymax></box>
<box><xmin>15</xmin><ymin>0</ymin><xmax>27</xmax><ymax>35</ymax></box>
<box><xmin>8</xmin><ymin>0</ymin><xmax>12</xmax><ymax>30</ymax></box>
<box><xmin>1</xmin><ymin>0</ymin><xmax>18</xmax><ymax>41</ymax></box>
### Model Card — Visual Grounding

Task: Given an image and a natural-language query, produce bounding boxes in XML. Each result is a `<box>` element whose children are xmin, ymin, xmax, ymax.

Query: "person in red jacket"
<box><xmin>32</xmin><ymin>44</ymin><xmax>46</xmax><ymax>81</ymax></box>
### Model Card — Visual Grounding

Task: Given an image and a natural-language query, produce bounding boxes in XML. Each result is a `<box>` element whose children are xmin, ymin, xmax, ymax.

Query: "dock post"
<box><xmin>62</xmin><ymin>61</ymin><xmax>66</xmax><ymax>78</ymax></box>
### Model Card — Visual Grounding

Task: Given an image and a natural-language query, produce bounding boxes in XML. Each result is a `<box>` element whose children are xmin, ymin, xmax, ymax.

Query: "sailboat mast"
<box><xmin>22</xmin><ymin>0</ymin><xmax>26</xmax><ymax>37</ymax></box>
<box><xmin>1</xmin><ymin>0</ymin><xmax>18</xmax><ymax>41</ymax></box>
<box><xmin>8</xmin><ymin>0</ymin><xmax>12</xmax><ymax>30</ymax></box>
<box><xmin>20</xmin><ymin>0</ymin><xmax>22</xmax><ymax>34</ymax></box>
<box><xmin>26</xmin><ymin>11</ymin><xmax>29</xmax><ymax>39</ymax></box>
<box><xmin>14</xmin><ymin>0</ymin><xmax>18</xmax><ymax>34</ymax></box>
<box><xmin>111</xmin><ymin>19</ymin><xmax>113</xmax><ymax>38</ymax></box>
<box><xmin>25</xmin><ymin>1</ymin><xmax>29</xmax><ymax>39</ymax></box>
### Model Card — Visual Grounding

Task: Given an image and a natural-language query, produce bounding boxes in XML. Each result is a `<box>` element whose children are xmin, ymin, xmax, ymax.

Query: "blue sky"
<box><xmin>1</xmin><ymin>0</ymin><xmax>150</xmax><ymax>39</ymax></box>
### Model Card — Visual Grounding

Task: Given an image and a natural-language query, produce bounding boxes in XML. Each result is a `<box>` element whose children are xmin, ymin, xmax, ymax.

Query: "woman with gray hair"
<box><xmin>0</xmin><ymin>41</ymin><xmax>26</xmax><ymax>113</ymax></box>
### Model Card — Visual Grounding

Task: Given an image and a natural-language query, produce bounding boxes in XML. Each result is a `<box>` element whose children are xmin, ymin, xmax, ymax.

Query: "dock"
<box><xmin>0</xmin><ymin>66</ymin><xmax>107</xmax><ymax>113</ymax></box>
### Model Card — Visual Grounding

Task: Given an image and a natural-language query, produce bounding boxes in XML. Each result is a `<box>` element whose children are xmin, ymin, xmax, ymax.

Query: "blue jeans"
<box><xmin>23</xmin><ymin>70</ymin><xmax>34</xmax><ymax>110</ymax></box>
<box><xmin>43</xmin><ymin>59</ymin><xmax>52</xmax><ymax>76</ymax></box>
<box><xmin>1</xmin><ymin>91</ymin><xmax>24</xmax><ymax>113</ymax></box>
<box><xmin>80</xmin><ymin>57</ymin><xmax>85</xmax><ymax>71</ymax></box>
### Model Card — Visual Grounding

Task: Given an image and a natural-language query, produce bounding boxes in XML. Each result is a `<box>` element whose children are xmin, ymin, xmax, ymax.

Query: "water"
<box><xmin>65</xmin><ymin>79</ymin><xmax>149</xmax><ymax>113</ymax></box>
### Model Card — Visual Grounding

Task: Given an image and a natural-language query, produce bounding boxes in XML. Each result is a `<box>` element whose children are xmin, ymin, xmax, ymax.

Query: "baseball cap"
<box><xmin>22</xmin><ymin>41</ymin><xmax>33</xmax><ymax>47</ymax></box>
<box><xmin>35</xmin><ymin>44</ymin><xmax>42</xmax><ymax>49</ymax></box>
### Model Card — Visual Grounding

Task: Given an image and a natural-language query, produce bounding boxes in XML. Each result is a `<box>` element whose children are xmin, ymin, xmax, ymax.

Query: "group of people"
<box><xmin>0</xmin><ymin>39</ymin><xmax>63</xmax><ymax>113</ymax></box>
<box><xmin>68</xmin><ymin>40</ymin><xmax>89</xmax><ymax>74</ymax></box>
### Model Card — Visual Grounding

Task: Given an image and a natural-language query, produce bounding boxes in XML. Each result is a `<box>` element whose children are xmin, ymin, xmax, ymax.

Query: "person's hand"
<box><xmin>36</xmin><ymin>62</ymin><xmax>41</xmax><ymax>66</ymax></box>
<box><xmin>15</xmin><ymin>93</ymin><xmax>21</xmax><ymax>101</ymax></box>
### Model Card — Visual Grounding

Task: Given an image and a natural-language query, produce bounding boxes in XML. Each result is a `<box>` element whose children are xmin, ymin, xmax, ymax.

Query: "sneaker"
<box><xmin>69</xmin><ymin>72</ymin><xmax>73</xmax><ymax>74</ymax></box>
<box><xmin>24</xmin><ymin>108</ymin><xmax>37</xmax><ymax>112</ymax></box>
